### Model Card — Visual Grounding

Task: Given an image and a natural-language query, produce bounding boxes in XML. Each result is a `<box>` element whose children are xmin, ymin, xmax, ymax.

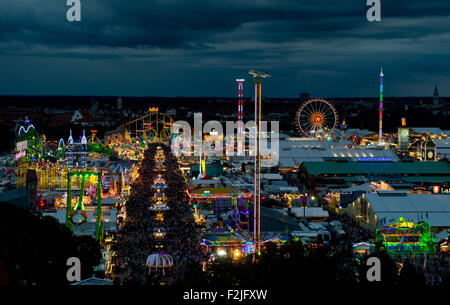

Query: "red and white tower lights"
<box><xmin>236</xmin><ymin>79</ymin><xmax>245</xmax><ymax>136</ymax></box>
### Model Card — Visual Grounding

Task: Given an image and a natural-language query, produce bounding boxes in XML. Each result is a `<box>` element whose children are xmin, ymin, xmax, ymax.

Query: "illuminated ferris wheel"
<box><xmin>295</xmin><ymin>98</ymin><xmax>338</xmax><ymax>138</ymax></box>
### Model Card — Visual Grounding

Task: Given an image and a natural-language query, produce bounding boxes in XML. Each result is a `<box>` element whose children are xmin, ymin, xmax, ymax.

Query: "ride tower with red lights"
<box><xmin>236</xmin><ymin>79</ymin><xmax>245</xmax><ymax>137</ymax></box>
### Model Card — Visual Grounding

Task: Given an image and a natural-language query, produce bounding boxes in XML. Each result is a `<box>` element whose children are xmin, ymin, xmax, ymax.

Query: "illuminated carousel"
<box><xmin>145</xmin><ymin>253</ymin><xmax>174</xmax><ymax>275</ymax></box>
<box><xmin>149</xmin><ymin>200</ymin><xmax>170</xmax><ymax>212</ymax></box>
<box><xmin>155</xmin><ymin>147</ymin><xmax>165</xmax><ymax>158</ymax></box>
<box><xmin>152</xmin><ymin>181</ymin><xmax>167</xmax><ymax>190</ymax></box>
<box><xmin>153</xmin><ymin>174</ymin><xmax>166</xmax><ymax>185</ymax></box>
<box><xmin>153</xmin><ymin>161</ymin><xmax>166</xmax><ymax>172</ymax></box>
<box><xmin>155</xmin><ymin>213</ymin><xmax>165</xmax><ymax>222</ymax></box>
<box><xmin>150</xmin><ymin>187</ymin><xmax>169</xmax><ymax>211</ymax></box>
<box><xmin>153</xmin><ymin>227</ymin><xmax>166</xmax><ymax>239</ymax></box>
<box><xmin>152</xmin><ymin>188</ymin><xmax>168</xmax><ymax>202</ymax></box>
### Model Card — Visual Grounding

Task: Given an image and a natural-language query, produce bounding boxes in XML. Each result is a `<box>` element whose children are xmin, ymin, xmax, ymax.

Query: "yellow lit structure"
<box><xmin>17</xmin><ymin>163</ymin><xmax>68</xmax><ymax>190</ymax></box>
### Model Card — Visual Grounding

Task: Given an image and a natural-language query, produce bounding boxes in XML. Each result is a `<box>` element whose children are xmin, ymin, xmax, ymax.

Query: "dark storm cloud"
<box><xmin>0</xmin><ymin>0</ymin><xmax>450</xmax><ymax>96</ymax></box>
<box><xmin>1</xmin><ymin>0</ymin><xmax>363</xmax><ymax>49</ymax></box>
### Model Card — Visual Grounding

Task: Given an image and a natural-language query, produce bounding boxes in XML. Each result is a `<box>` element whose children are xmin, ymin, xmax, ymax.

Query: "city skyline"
<box><xmin>0</xmin><ymin>1</ymin><xmax>450</xmax><ymax>97</ymax></box>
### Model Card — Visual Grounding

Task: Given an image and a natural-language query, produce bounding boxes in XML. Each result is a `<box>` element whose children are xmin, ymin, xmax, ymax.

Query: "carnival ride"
<box><xmin>15</xmin><ymin>124</ymin><xmax>69</xmax><ymax>188</ymax></box>
<box><xmin>192</xmin><ymin>202</ymin><xmax>206</xmax><ymax>226</ymax></box>
<box><xmin>87</xmin><ymin>130</ymin><xmax>113</xmax><ymax>156</ymax></box>
<box><xmin>16</xmin><ymin>124</ymin><xmax>44</xmax><ymax>163</ymax></box>
<box><xmin>231</xmin><ymin>197</ymin><xmax>249</xmax><ymax>230</ymax></box>
<box><xmin>116</xmin><ymin>109</ymin><xmax>174</xmax><ymax>143</ymax></box>
<box><xmin>153</xmin><ymin>227</ymin><xmax>166</xmax><ymax>239</ymax></box>
<box><xmin>202</xmin><ymin>228</ymin><xmax>246</xmax><ymax>252</ymax></box>
<box><xmin>233</xmin><ymin>230</ymin><xmax>286</xmax><ymax>248</ymax></box>
<box><xmin>145</xmin><ymin>253</ymin><xmax>174</xmax><ymax>275</ymax></box>
<box><xmin>295</xmin><ymin>98</ymin><xmax>338</xmax><ymax>138</ymax></box>
<box><xmin>67</xmin><ymin>130</ymin><xmax>87</xmax><ymax>169</ymax></box>
<box><xmin>375</xmin><ymin>217</ymin><xmax>435</xmax><ymax>257</ymax></box>
<box><xmin>108</xmin><ymin>110</ymin><xmax>174</xmax><ymax>164</ymax></box>
<box><xmin>15</xmin><ymin>124</ymin><xmax>64</xmax><ymax>164</ymax></box>
<box><xmin>155</xmin><ymin>213</ymin><xmax>164</xmax><ymax>223</ymax></box>
<box><xmin>150</xmin><ymin>198</ymin><xmax>170</xmax><ymax>212</ymax></box>
<box><xmin>202</xmin><ymin>228</ymin><xmax>287</xmax><ymax>257</ymax></box>
<box><xmin>66</xmin><ymin>170</ymin><xmax>103</xmax><ymax>242</ymax></box>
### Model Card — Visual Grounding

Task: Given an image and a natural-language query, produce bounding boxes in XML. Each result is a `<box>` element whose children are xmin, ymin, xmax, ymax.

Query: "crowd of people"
<box><xmin>111</xmin><ymin>143</ymin><xmax>204</xmax><ymax>285</ymax></box>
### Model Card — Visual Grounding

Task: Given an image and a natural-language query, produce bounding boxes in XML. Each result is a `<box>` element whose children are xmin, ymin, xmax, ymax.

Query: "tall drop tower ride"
<box><xmin>236</xmin><ymin>79</ymin><xmax>245</xmax><ymax>136</ymax></box>
<box><xmin>379</xmin><ymin>68</ymin><xmax>384</xmax><ymax>145</ymax></box>
<box><xmin>248</xmin><ymin>70</ymin><xmax>270</xmax><ymax>255</ymax></box>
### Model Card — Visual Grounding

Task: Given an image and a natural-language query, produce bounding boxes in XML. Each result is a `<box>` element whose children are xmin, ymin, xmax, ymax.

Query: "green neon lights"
<box><xmin>375</xmin><ymin>217</ymin><xmax>435</xmax><ymax>256</ymax></box>
<box><xmin>66</xmin><ymin>170</ymin><xmax>103</xmax><ymax>242</ymax></box>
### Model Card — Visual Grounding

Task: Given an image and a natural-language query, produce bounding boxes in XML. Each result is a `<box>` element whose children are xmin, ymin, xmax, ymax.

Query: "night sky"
<box><xmin>0</xmin><ymin>0</ymin><xmax>449</xmax><ymax>97</ymax></box>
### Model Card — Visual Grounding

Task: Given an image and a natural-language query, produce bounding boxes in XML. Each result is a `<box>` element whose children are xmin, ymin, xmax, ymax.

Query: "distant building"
<box><xmin>435</xmin><ymin>139</ymin><xmax>450</xmax><ymax>160</ymax></box>
<box><xmin>71</xmin><ymin>110</ymin><xmax>104</xmax><ymax>127</ymax></box>
<box><xmin>434</xmin><ymin>84</ymin><xmax>440</xmax><ymax>109</ymax></box>
<box><xmin>167</xmin><ymin>108</ymin><xmax>176</xmax><ymax>116</ymax></box>
<box><xmin>398</xmin><ymin>118</ymin><xmax>409</xmax><ymax>151</ymax></box>
<box><xmin>299</xmin><ymin>160</ymin><xmax>450</xmax><ymax>188</ymax></box>
<box><xmin>90</xmin><ymin>99</ymin><xmax>99</xmax><ymax>116</ymax></box>
<box><xmin>299</xmin><ymin>92</ymin><xmax>310</xmax><ymax>101</ymax></box>
<box><xmin>277</xmin><ymin>138</ymin><xmax>400</xmax><ymax>170</ymax></box>
<box><xmin>411</xmin><ymin>127</ymin><xmax>444</xmax><ymax>136</ymax></box>
<box><xmin>345</xmin><ymin>191</ymin><xmax>450</xmax><ymax>232</ymax></box>
<box><xmin>47</xmin><ymin>113</ymin><xmax>74</xmax><ymax>128</ymax></box>
<box><xmin>71</xmin><ymin>110</ymin><xmax>84</xmax><ymax>122</ymax></box>
<box><xmin>398</xmin><ymin>127</ymin><xmax>410</xmax><ymax>151</ymax></box>
<box><xmin>410</xmin><ymin>133</ymin><xmax>437</xmax><ymax>161</ymax></box>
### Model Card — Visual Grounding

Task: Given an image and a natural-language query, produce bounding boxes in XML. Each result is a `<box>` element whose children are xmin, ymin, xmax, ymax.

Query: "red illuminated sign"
<box><xmin>433</xmin><ymin>186</ymin><xmax>440</xmax><ymax>194</ymax></box>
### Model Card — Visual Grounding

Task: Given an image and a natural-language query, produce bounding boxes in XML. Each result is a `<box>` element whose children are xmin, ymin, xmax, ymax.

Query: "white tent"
<box><xmin>365</xmin><ymin>193</ymin><xmax>450</xmax><ymax>228</ymax></box>
<box><xmin>291</xmin><ymin>207</ymin><xmax>329</xmax><ymax>218</ymax></box>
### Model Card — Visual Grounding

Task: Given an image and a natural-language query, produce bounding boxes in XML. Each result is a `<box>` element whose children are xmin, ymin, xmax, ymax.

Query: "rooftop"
<box><xmin>278</xmin><ymin>140</ymin><xmax>399</xmax><ymax>167</ymax></box>
<box><xmin>71</xmin><ymin>277</ymin><xmax>113</xmax><ymax>285</ymax></box>
<box><xmin>249</xmin><ymin>206</ymin><xmax>300</xmax><ymax>232</ymax></box>
<box><xmin>365</xmin><ymin>193</ymin><xmax>450</xmax><ymax>228</ymax></box>
<box><xmin>303</xmin><ymin>161</ymin><xmax>450</xmax><ymax>175</ymax></box>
